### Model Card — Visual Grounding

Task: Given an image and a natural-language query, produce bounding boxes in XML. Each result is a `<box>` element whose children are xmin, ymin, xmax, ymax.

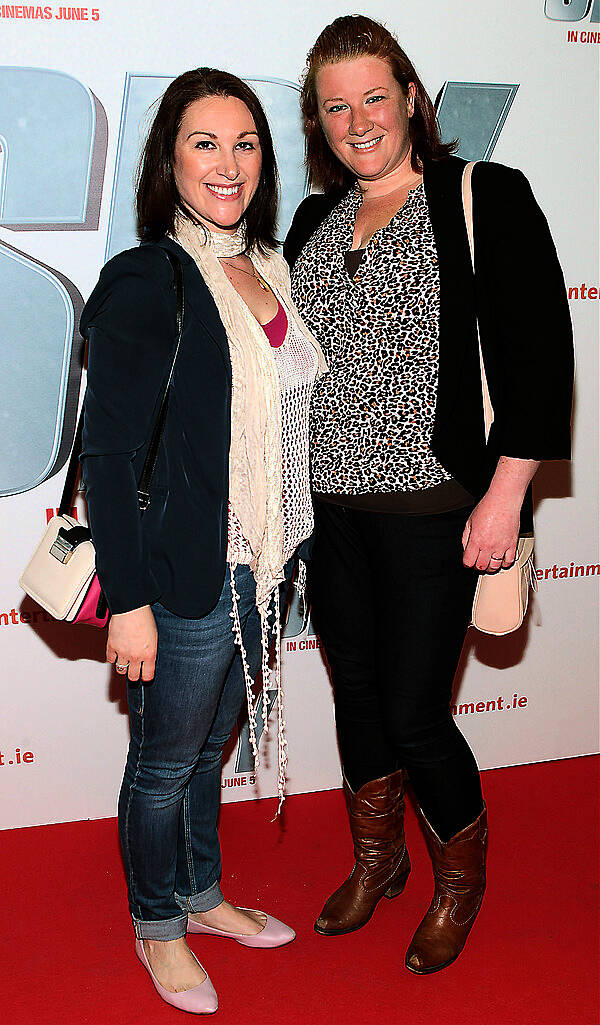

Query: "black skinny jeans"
<box><xmin>309</xmin><ymin>499</ymin><xmax>484</xmax><ymax>842</ymax></box>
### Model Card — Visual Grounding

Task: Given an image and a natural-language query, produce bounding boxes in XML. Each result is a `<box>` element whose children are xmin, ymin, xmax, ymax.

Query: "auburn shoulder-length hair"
<box><xmin>137</xmin><ymin>68</ymin><xmax>279</xmax><ymax>253</ymax></box>
<box><xmin>300</xmin><ymin>15</ymin><xmax>456</xmax><ymax>193</ymax></box>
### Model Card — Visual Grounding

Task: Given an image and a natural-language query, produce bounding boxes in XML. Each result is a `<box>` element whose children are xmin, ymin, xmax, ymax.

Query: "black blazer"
<box><xmin>80</xmin><ymin>238</ymin><xmax>232</xmax><ymax>618</ymax></box>
<box><xmin>284</xmin><ymin>157</ymin><xmax>574</xmax><ymax>531</ymax></box>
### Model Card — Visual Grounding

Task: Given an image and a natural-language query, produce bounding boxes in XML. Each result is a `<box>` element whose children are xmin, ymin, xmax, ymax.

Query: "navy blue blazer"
<box><xmin>80</xmin><ymin>238</ymin><xmax>232</xmax><ymax>617</ymax></box>
<box><xmin>284</xmin><ymin>157</ymin><xmax>574</xmax><ymax>531</ymax></box>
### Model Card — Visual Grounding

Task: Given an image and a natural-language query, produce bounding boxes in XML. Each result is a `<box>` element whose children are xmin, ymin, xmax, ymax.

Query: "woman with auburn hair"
<box><xmin>81</xmin><ymin>68</ymin><xmax>325</xmax><ymax>1013</ymax></box>
<box><xmin>285</xmin><ymin>15</ymin><xmax>573</xmax><ymax>973</ymax></box>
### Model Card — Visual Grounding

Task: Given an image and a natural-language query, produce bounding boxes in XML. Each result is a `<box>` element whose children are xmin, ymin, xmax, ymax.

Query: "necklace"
<box><xmin>221</xmin><ymin>258</ymin><xmax>269</xmax><ymax>291</ymax></box>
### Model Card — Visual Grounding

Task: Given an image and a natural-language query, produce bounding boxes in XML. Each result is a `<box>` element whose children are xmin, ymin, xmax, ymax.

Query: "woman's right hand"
<box><xmin>106</xmin><ymin>605</ymin><xmax>158</xmax><ymax>682</ymax></box>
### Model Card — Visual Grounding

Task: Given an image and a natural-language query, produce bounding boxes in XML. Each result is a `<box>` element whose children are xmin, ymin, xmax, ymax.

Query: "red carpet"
<box><xmin>1</xmin><ymin>756</ymin><xmax>598</xmax><ymax>1025</ymax></box>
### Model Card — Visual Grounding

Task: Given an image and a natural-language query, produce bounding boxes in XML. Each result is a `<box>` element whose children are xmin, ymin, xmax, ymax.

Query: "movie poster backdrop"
<box><xmin>0</xmin><ymin>0</ymin><xmax>597</xmax><ymax>828</ymax></box>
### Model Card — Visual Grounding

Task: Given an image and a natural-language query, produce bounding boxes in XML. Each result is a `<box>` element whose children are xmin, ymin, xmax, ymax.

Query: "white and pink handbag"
<box><xmin>20</xmin><ymin>505</ymin><xmax>109</xmax><ymax>628</ymax></box>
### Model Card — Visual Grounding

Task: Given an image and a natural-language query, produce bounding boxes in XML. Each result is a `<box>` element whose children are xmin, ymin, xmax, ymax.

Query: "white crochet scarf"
<box><xmin>173</xmin><ymin>214</ymin><xmax>326</xmax><ymax>802</ymax></box>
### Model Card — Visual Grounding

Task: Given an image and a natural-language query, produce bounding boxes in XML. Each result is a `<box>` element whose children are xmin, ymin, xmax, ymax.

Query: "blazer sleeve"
<box><xmin>80</xmin><ymin>246</ymin><xmax>176</xmax><ymax>614</ymax></box>
<box><xmin>473</xmin><ymin>164</ymin><xmax>574</xmax><ymax>460</ymax></box>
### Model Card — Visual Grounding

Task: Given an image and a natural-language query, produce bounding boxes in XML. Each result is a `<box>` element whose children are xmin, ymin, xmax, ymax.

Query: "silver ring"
<box><xmin>115</xmin><ymin>663</ymin><xmax>128</xmax><ymax>671</ymax></box>
<box><xmin>491</xmin><ymin>554</ymin><xmax>504</xmax><ymax>560</ymax></box>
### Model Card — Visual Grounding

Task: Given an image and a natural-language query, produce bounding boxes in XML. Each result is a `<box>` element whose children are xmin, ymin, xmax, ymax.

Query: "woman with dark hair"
<box><xmin>285</xmin><ymin>15</ymin><xmax>573</xmax><ymax>974</ymax></box>
<box><xmin>80</xmin><ymin>68</ymin><xmax>325</xmax><ymax>1013</ymax></box>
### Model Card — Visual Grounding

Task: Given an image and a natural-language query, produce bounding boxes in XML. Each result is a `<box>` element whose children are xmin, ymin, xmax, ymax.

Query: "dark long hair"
<box><xmin>300</xmin><ymin>15</ymin><xmax>457</xmax><ymax>192</ymax></box>
<box><xmin>137</xmin><ymin>68</ymin><xmax>279</xmax><ymax>253</ymax></box>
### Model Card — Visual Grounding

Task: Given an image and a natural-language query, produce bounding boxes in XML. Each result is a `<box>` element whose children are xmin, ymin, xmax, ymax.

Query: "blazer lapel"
<box><xmin>157</xmin><ymin>237</ymin><xmax>232</xmax><ymax>380</ymax></box>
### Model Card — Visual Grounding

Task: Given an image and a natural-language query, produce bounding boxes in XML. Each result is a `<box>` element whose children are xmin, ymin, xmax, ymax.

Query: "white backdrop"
<box><xmin>1</xmin><ymin>0</ymin><xmax>598</xmax><ymax>830</ymax></box>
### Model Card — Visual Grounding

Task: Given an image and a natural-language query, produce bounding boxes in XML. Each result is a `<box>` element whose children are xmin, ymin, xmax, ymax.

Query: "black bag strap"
<box><xmin>59</xmin><ymin>247</ymin><xmax>185</xmax><ymax>517</ymax></box>
<box><xmin>136</xmin><ymin>249</ymin><xmax>184</xmax><ymax>511</ymax></box>
<box><xmin>58</xmin><ymin>414</ymin><xmax>84</xmax><ymax>516</ymax></box>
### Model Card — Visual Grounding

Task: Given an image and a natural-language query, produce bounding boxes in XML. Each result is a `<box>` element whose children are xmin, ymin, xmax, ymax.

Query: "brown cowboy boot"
<box><xmin>405</xmin><ymin>804</ymin><xmax>487</xmax><ymax>974</ymax></box>
<box><xmin>314</xmin><ymin>769</ymin><xmax>411</xmax><ymax>936</ymax></box>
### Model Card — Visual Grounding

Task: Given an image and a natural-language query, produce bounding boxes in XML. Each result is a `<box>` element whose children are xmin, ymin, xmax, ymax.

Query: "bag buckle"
<box><xmin>50</xmin><ymin>532</ymin><xmax>75</xmax><ymax>564</ymax></box>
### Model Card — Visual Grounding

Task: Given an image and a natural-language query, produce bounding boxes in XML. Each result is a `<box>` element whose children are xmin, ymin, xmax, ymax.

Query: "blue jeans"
<box><xmin>118</xmin><ymin>564</ymin><xmax>268</xmax><ymax>941</ymax></box>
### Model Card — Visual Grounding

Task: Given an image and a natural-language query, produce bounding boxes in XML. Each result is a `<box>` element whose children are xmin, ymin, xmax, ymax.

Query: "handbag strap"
<box><xmin>59</xmin><ymin>246</ymin><xmax>184</xmax><ymax>516</ymax></box>
<box><xmin>461</xmin><ymin>161</ymin><xmax>494</xmax><ymax>441</ymax></box>
<box><xmin>58</xmin><ymin>414</ymin><xmax>85</xmax><ymax>516</ymax></box>
<box><xmin>136</xmin><ymin>248</ymin><xmax>184</xmax><ymax>511</ymax></box>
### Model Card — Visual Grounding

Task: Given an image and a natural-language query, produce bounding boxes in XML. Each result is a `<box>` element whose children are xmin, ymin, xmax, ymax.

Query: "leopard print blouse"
<box><xmin>291</xmin><ymin>183</ymin><xmax>454</xmax><ymax>495</ymax></box>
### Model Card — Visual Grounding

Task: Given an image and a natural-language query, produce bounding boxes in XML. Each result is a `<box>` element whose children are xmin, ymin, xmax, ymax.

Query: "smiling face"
<box><xmin>173</xmin><ymin>94</ymin><xmax>263</xmax><ymax>233</ymax></box>
<box><xmin>315</xmin><ymin>55</ymin><xmax>415</xmax><ymax>186</ymax></box>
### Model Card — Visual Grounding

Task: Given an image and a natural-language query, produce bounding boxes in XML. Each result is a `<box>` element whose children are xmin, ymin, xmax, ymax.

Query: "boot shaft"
<box><xmin>422</xmin><ymin>806</ymin><xmax>487</xmax><ymax>896</ymax></box>
<box><xmin>345</xmin><ymin>770</ymin><xmax>407</xmax><ymax>871</ymax></box>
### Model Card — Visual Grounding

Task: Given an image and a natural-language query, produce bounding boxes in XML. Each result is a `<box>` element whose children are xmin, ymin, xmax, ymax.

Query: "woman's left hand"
<box><xmin>461</xmin><ymin>493</ymin><xmax>520</xmax><ymax>573</ymax></box>
<box><xmin>461</xmin><ymin>455</ymin><xmax>540</xmax><ymax>573</ymax></box>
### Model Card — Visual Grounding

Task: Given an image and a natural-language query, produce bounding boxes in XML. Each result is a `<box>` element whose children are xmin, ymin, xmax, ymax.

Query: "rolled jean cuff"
<box><xmin>133</xmin><ymin>912</ymin><xmax>188</xmax><ymax>941</ymax></box>
<box><xmin>175</xmin><ymin>880</ymin><xmax>224</xmax><ymax>914</ymax></box>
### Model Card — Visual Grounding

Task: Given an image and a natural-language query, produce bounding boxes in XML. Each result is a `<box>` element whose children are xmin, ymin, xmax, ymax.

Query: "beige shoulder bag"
<box><xmin>462</xmin><ymin>161</ymin><xmax>536</xmax><ymax>636</ymax></box>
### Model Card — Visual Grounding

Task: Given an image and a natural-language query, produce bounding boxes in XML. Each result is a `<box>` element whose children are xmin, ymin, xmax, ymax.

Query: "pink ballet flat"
<box><xmin>187</xmin><ymin>908</ymin><xmax>295</xmax><ymax>948</ymax></box>
<box><xmin>135</xmin><ymin>938</ymin><xmax>218</xmax><ymax>1015</ymax></box>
